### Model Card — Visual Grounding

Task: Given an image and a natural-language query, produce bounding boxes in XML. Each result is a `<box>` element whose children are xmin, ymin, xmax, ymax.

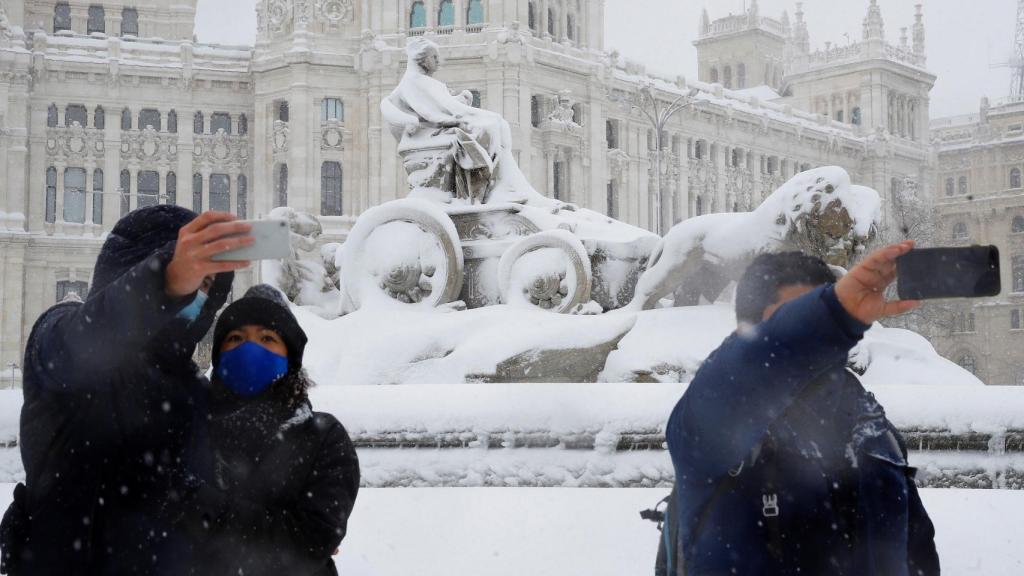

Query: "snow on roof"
<box><xmin>733</xmin><ymin>84</ymin><xmax>782</xmax><ymax>101</ymax></box>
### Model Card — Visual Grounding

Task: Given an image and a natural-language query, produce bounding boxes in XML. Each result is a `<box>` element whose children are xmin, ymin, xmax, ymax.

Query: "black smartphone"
<box><xmin>896</xmin><ymin>246</ymin><xmax>1001</xmax><ymax>300</ymax></box>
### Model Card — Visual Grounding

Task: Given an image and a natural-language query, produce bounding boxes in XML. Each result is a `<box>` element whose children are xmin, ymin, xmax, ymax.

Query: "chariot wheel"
<box><xmin>340</xmin><ymin>199</ymin><xmax>464</xmax><ymax>311</ymax></box>
<box><xmin>497</xmin><ymin>230</ymin><xmax>592</xmax><ymax>314</ymax></box>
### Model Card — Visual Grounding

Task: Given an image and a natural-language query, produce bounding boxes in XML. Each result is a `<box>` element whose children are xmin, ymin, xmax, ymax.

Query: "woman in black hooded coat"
<box><xmin>185</xmin><ymin>284</ymin><xmax>359</xmax><ymax>576</ymax></box>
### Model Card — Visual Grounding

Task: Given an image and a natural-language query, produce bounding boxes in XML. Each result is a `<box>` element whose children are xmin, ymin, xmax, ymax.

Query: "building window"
<box><xmin>137</xmin><ymin>171</ymin><xmax>159</xmax><ymax>208</ymax></box>
<box><xmin>321</xmin><ymin>98</ymin><xmax>344</xmax><ymax>122</ymax></box>
<box><xmin>470</xmin><ymin>90</ymin><xmax>482</xmax><ymax>109</ymax></box>
<box><xmin>607</xmin><ymin>180</ymin><xmax>618</xmax><ymax>219</ymax></box>
<box><xmin>93</xmin><ymin>106</ymin><xmax>105</xmax><ymax>130</ymax></box>
<box><xmin>237</xmin><ymin>175</ymin><xmax>248</xmax><ymax>218</ymax></box>
<box><xmin>1014</xmin><ymin>216</ymin><xmax>1024</xmax><ymax>234</ymax></box>
<box><xmin>166</xmin><ymin>172</ymin><xmax>177</xmax><ymax>206</ymax></box>
<box><xmin>321</xmin><ymin>162</ymin><xmax>343</xmax><ymax>216</ymax></box>
<box><xmin>959</xmin><ymin>176</ymin><xmax>968</xmax><ymax>195</ymax></box>
<box><xmin>192</xmin><ymin>174</ymin><xmax>203</xmax><ymax>212</ymax></box>
<box><xmin>836</xmin><ymin>110</ymin><xmax>844</xmax><ymax>123</ymax></box>
<box><xmin>276</xmin><ymin>164</ymin><xmax>289</xmax><ymax>207</ymax></box>
<box><xmin>54</xmin><ymin>3</ymin><xmax>71</xmax><ymax>32</ymax></box>
<box><xmin>139</xmin><ymin>109</ymin><xmax>161</xmax><ymax>131</ymax></box>
<box><xmin>606</xmin><ymin>120</ymin><xmax>619</xmax><ymax>150</ymax></box>
<box><xmin>438</xmin><ymin>0</ymin><xmax>455</xmax><ymax>26</ymax></box>
<box><xmin>737</xmin><ymin>63</ymin><xmax>746</xmax><ymax>89</ymax></box>
<box><xmin>65</xmin><ymin>104</ymin><xmax>87</xmax><ymax>127</ymax></box>
<box><xmin>47</xmin><ymin>104</ymin><xmax>58</xmax><ymax>128</ymax></box>
<box><xmin>57</xmin><ymin>281</ymin><xmax>89</xmax><ymax>304</ymax></box>
<box><xmin>63</xmin><ymin>168</ymin><xmax>87</xmax><ymax>223</ymax></box>
<box><xmin>957</xmin><ymin>354</ymin><xmax>978</xmax><ymax>375</ymax></box>
<box><xmin>548</xmin><ymin>8</ymin><xmax>556</xmax><ymax>36</ymax></box>
<box><xmin>723</xmin><ymin>65</ymin><xmax>732</xmax><ymax>89</ymax></box>
<box><xmin>93</xmin><ymin>169</ymin><xmax>103</xmax><ymax>224</ymax></box>
<box><xmin>167</xmin><ymin>110</ymin><xmax>178</xmax><ymax>133</ymax></box>
<box><xmin>211</xmin><ymin>113</ymin><xmax>231</xmax><ymax>135</ymax></box>
<box><xmin>410</xmin><ymin>1</ymin><xmax>426</xmax><ymax>28</ymax></box>
<box><xmin>121</xmin><ymin>108</ymin><xmax>132</xmax><ymax>131</ymax></box>
<box><xmin>88</xmin><ymin>5</ymin><xmax>105</xmax><ymax>34</ymax></box>
<box><xmin>210</xmin><ymin>174</ymin><xmax>230</xmax><ymax>212</ymax></box>
<box><xmin>952</xmin><ymin>221</ymin><xmax>969</xmax><ymax>241</ymax></box>
<box><xmin>1013</xmin><ymin>309</ymin><xmax>1021</xmax><ymax>331</ymax></box>
<box><xmin>553</xmin><ymin>160</ymin><xmax>566</xmax><ymax>201</ymax></box>
<box><xmin>193</xmin><ymin>111</ymin><xmax>204</xmax><ymax>134</ymax></box>
<box><xmin>1012</xmin><ymin>168</ymin><xmax>1022</xmax><ymax>189</ymax></box>
<box><xmin>852</xmin><ymin>107</ymin><xmax>862</xmax><ymax>126</ymax></box>
<box><xmin>945</xmin><ymin>178</ymin><xmax>954</xmax><ymax>197</ymax></box>
<box><xmin>467</xmin><ymin>0</ymin><xmax>484</xmax><ymax>25</ymax></box>
<box><xmin>277</xmin><ymin>101</ymin><xmax>289</xmax><ymax>123</ymax></box>
<box><xmin>566</xmin><ymin>13</ymin><xmax>576</xmax><ymax>41</ymax></box>
<box><xmin>531</xmin><ymin>95</ymin><xmax>542</xmax><ymax>127</ymax></box>
<box><xmin>1015</xmin><ymin>256</ymin><xmax>1024</xmax><ymax>293</ymax></box>
<box><xmin>45</xmin><ymin>167</ymin><xmax>57</xmax><ymax>223</ymax></box>
<box><xmin>238</xmin><ymin>114</ymin><xmax>248</xmax><ymax>136</ymax></box>
<box><xmin>119</xmin><ymin>170</ymin><xmax>131</xmax><ymax>216</ymax></box>
<box><xmin>709</xmin><ymin>67</ymin><xmax>719</xmax><ymax>84</ymax></box>
<box><xmin>121</xmin><ymin>8</ymin><xmax>139</xmax><ymax>36</ymax></box>
<box><xmin>647</xmin><ymin>130</ymin><xmax>655</xmax><ymax>151</ymax></box>
<box><xmin>528</xmin><ymin>1</ymin><xmax>537</xmax><ymax>31</ymax></box>
<box><xmin>696</xmin><ymin>195</ymin><xmax>704</xmax><ymax>216</ymax></box>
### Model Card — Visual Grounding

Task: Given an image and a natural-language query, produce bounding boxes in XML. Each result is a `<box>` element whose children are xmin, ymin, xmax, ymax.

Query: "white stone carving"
<box><xmin>498</xmin><ymin>230</ymin><xmax>592</xmax><ymax>313</ymax></box>
<box><xmin>273</xmin><ymin>120</ymin><xmax>290</xmax><ymax>154</ymax></box>
<box><xmin>316</xmin><ymin>0</ymin><xmax>354</xmax><ymax>25</ymax></box>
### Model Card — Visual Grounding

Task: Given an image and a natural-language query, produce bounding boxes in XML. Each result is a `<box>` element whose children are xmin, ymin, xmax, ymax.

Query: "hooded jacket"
<box><xmin>2</xmin><ymin>206</ymin><xmax>233</xmax><ymax>575</ymax></box>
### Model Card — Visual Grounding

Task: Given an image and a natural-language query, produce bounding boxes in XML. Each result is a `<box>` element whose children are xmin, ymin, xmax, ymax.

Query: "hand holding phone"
<box><xmin>896</xmin><ymin>246</ymin><xmax>1001</xmax><ymax>300</ymax></box>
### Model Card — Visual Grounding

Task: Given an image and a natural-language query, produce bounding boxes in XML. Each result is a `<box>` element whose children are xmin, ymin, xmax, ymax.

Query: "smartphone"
<box><xmin>210</xmin><ymin>219</ymin><xmax>291</xmax><ymax>262</ymax></box>
<box><xmin>896</xmin><ymin>246</ymin><xmax>1001</xmax><ymax>300</ymax></box>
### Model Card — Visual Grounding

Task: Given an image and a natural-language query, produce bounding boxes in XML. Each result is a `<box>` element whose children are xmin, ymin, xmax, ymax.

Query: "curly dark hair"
<box><xmin>268</xmin><ymin>368</ymin><xmax>315</xmax><ymax>412</ymax></box>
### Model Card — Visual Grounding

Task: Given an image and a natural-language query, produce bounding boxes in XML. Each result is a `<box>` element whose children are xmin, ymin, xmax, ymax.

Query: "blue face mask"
<box><xmin>215</xmin><ymin>341</ymin><xmax>289</xmax><ymax>398</ymax></box>
<box><xmin>177</xmin><ymin>290</ymin><xmax>209</xmax><ymax>323</ymax></box>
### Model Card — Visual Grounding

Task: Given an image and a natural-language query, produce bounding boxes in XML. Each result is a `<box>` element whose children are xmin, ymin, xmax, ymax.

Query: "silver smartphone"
<box><xmin>210</xmin><ymin>219</ymin><xmax>291</xmax><ymax>262</ymax></box>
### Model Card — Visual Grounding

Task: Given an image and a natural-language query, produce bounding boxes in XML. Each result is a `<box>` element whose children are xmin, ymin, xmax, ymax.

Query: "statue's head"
<box><xmin>407</xmin><ymin>38</ymin><xmax>441</xmax><ymax>76</ymax></box>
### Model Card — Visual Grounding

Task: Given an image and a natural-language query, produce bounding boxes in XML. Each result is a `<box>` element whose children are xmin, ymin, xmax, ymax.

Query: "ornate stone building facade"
<box><xmin>0</xmin><ymin>0</ymin><xmax>941</xmax><ymax>385</ymax></box>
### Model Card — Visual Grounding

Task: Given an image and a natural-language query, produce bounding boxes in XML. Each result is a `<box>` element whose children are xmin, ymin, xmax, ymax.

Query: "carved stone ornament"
<box><xmin>268</xmin><ymin>0</ymin><xmax>292</xmax><ymax>32</ymax></box>
<box><xmin>46</xmin><ymin>125</ymin><xmax>105</xmax><ymax>162</ymax></box>
<box><xmin>321</xmin><ymin>123</ymin><xmax>345</xmax><ymax>150</ymax></box>
<box><xmin>273</xmin><ymin>121</ymin><xmax>290</xmax><ymax>154</ymax></box>
<box><xmin>316</xmin><ymin>0</ymin><xmax>354</xmax><ymax>25</ymax></box>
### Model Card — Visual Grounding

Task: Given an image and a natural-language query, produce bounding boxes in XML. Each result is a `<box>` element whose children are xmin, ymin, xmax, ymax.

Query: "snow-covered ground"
<box><xmin>0</xmin><ymin>485</ymin><xmax>1013</xmax><ymax>575</ymax></box>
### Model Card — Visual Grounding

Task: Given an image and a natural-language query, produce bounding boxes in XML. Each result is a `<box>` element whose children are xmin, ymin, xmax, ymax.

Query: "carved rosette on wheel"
<box><xmin>498</xmin><ymin>230</ymin><xmax>592</xmax><ymax>313</ymax></box>
<box><xmin>340</xmin><ymin>199</ymin><xmax>464</xmax><ymax>311</ymax></box>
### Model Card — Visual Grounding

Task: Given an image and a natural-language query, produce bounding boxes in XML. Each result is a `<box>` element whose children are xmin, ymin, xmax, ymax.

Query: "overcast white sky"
<box><xmin>195</xmin><ymin>0</ymin><xmax>1018</xmax><ymax>118</ymax></box>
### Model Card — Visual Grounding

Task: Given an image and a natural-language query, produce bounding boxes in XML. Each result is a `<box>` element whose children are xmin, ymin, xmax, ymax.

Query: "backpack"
<box><xmin>641</xmin><ymin>484</ymin><xmax>682</xmax><ymax>576</ymax></box>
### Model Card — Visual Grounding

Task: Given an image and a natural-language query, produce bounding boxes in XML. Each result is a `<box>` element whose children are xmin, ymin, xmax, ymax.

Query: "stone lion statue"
<box><xmin>624</xmin><ymin>166</ymin><xmax>881</xmax><ymax>311</ymax></box>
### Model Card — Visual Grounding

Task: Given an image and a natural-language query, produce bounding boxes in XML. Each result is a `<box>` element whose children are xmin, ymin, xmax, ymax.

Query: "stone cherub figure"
<box><xmin>623</xmin><ymin>166</ymin><xmax>881</xmax><ymax>310</ymax></box>
<box><xmin>381</xmin><ymin>38</ymin><xmax>561</xmax><ymax>209</ymax></box>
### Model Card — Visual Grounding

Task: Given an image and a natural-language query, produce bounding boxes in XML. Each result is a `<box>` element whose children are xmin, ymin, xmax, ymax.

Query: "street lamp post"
<box><xmin>609</xmin><ymin>83</ymin><xmax>699</xmax><ymax>235</ymax></box>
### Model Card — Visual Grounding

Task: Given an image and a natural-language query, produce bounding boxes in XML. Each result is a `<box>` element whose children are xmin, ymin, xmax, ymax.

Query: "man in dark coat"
<box><xmin>0</xmin><ymin>207</ymin><xmax>253</xmax><ymax>575</ymax></box>
<box><xmin>666</xmin><ymin>243</ymin><xmax>940</xmax><ymax>576</ymax></box>
<box><xmin>184</xmin><ymin>285</ymin><xmax>359</xmax><ymax>576</ymax></box>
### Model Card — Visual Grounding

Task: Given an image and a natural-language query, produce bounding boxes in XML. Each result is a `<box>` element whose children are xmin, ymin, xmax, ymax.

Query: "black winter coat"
<box><xmin>2</xmin><ymin>233</ymin><xmax>234</xmax><ymax>575</ymax></box>
<box><xmin>185</xmin><ymin>377</ymin><xmax>360</xmax><ymax>576</ymax></box>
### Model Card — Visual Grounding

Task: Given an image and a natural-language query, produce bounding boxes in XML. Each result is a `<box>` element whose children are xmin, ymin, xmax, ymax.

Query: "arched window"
<box><xmin>238</xmin><ymin>114</ymin><xmax>248</xmax><ymax>136</ymax></box>
<box><xmin>321</xmin><ymin>98</ymin><xmax>344</xmax><ymax>122</ymax></box>
<box><xmin>945</xmin><ymin>177</ymin><xmax>954</xmax><ymax>197</ymax></box>
<box><xmin>211</xmin><ymin>113</ymin><xmax>231</xmax><ymax>135</ymax></box>
<box><xmin>438</xmin><ymin>0</ymin><xmax>455</xmax><ymax>27</ymax></box>
<box><xmin>94</xmin><ymin>106</ymin><xmax>105</xmax><ymax>129</ymax></box>
<box><xmin>528</xmin><ymin>1</ymin><xmax>537</xmax><ymax>31</ymax></box>
<box><xmin>88</xmin><ymin>5</ymin><xmax>105</xmax><ymax>34</ymax></box>
<box><xmin>1012</xmin><ymin>168</ymin><xmax>1021</xmax><ymax>189</ymax></box>
<box><xmin>167</xmin><ymin>110</ymin><xmax>178</xmax><ymax>133</ymax></box>
<box><xmin>277</xmin><ymin>101</ymin><xmax>289</xmax><ymax>123</ymax></box>
<box><xmin>47</xmin><ymin>104</ymin><xmax>58</xmax><ymax>128</ymax></box>
<box><xmin>709</xmin><ymin>67</ymin><xmax>719</xmax><ymax>84</ymax></box>
<box><xmin>957</xmin><ymin>354</ymin><xmax>978</xmax><ymax>375</ymax></box>
<box><xmin>410</xmin><ymin>1</ymin><xmax>427</xmax><ymax>28</ymax></box>
<box><xmin>210</xmin><ymin>174</ymin><xmax>230</xmax><ymax>212</ymax></box>
<box><xmin>121</xmin><ymin>7</ymin><xmax>139</xmax><ymax>36</ymax></box>
<box><xmin>192</xmin><ymin>174</ymin><xmax>203</xmax><ymax>212</ymax></box>
<box><xmin>92</xmin><ymin>169</ymin><xmax>104</xmax><ymax>224</ymax></box>
<box><xmin>121</xmin><ymin>107</ymin><xmax>132</xmax><ymax>131</ymax></box>
<box><xmin>119</xmin><ymin>170</ymin><xmax>131</xmax><ymax>216</ymax></box>
<box><xmin>237</xmin><ymin>175</ymin><xmax>248</xmax><ymax>218</ymax></box>
<box><xmin>45</xmin><ymin>167</ymin><xmax>57</xmax><ymax>223</ymax></box>
<box><xmin>737</xmin><ymin>63</ymin><xmax>746</xmax><ymax>89</ymax></box>
<box><xmin>695</xmin><ymin>140</ymin><xmax>705</xmax><ymax>160</ymax></box>
<box><xmin>723</xmin><ymin>65</ymin><xmax>732</xmax><ymax>89</ymax></box>
<box><xmin>1013</xmin><ymin>255</ymin><xmax>1024</xmax><ymax>292</ymax></box>
<box><xmin>1013</xmin><ymin>216</ymin><xmax>1024</xmax><ymax>233</ymax></box>
<box><xmin>54</xmin><ymin>3</ymin><xmax>71</xmax><ymax>32</ymax></box>
<box><xmin>276</xmin><ymin>164</ymin><xmax>289</xmax><ymax>207</ymax></box>
<box><xmin>166</xmin><ymin>172</ymin><xmax>177</xmax><ymax>206</ymax></box>
<box><xmin>952</xmin><ymin>222</ymin><xmax>969</xmax><ymax>241</ymax></box>
<box><xmin>63</xmin><ymin>168</ymin><xmax>87</xmax><ymax>223</ymax></box>
<box><xmin>139</xmin><ymin>109</ymin><xmax>161</xmax><ymax>131</ymax></box>
<box><xmin>193</xmin><ymin>111</ymin><xmax>204</xmax><ymax>134</ymax></box>
<box><xmin>137</xmin><ymin>171</ymin><xmax>159</xmax><ymax>208</ymax></box>
<box><xmin>321</xmin><ymin>162</ymin><xmax>343</xmax><ymax>216</ymax></box>
<box><xmin>531</xmin><ymin>95</ymin><xmax>542</xmax><ymax>127</ymax></box>
<box><xmin>65</xmin><ymin>104</ymin><xmax>87</xmax><ymax>127</ymax></box>
<box><xmin>467</xmin><ymin>0</ymin><xmax>484</xmax><ymax>25</ymax></box>
<box><xmin>959</xmin><ymin>176</ymin><xmax>968</xmax><ymax>195</ymax></box>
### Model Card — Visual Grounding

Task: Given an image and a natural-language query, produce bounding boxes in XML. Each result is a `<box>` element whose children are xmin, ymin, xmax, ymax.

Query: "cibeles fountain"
<box><xmin>263</xmin><ymin>39</ymin><xmax>977</xmax><ymax>387</ymax></box>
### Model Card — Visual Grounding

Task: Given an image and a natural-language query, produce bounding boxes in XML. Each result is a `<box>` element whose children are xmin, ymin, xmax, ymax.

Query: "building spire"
<box><xmin>748</xmin><ymin>0</ymin><xmax>760</xmax><ymax>27</ymax></box>
<box><xmin>700</xmin><ymin>7</ymin><xmax>711</xmax><ymax>36</ymax></box>
<box><xmin>863</xmin><ymin>0</ymin><xmax>885</xmax><ymax>41</ymax></box>
<box><xmin>793</xmin><ymin>2</ymin><xmax>810</xmax><ymax>54</ymax></box>
<box><xmin>912</xmin><ymin>4</ymin><xmax>926</xmax><ymax>55</ymax></box>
